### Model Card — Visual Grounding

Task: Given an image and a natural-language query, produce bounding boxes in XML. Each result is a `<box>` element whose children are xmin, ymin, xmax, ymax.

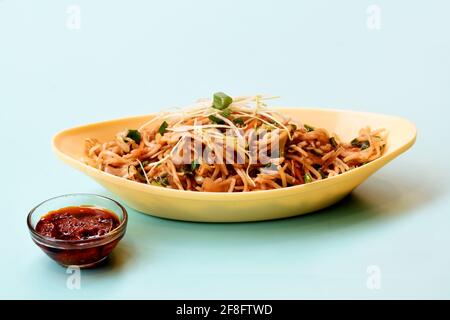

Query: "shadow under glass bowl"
<box><xmin>27</xmin><ymin>193</ymin><xmax>128</xmax><ymax>268</ymax></box>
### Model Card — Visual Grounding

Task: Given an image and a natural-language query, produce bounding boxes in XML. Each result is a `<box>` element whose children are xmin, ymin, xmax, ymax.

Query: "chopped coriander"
<box><xmin>191</xmin><ymin>160</ymin><xmax>200</xmax><ymax>172</ymax></box>
<box><xmin>319</xmin><ymin>169</ymin><xmax>327</xmax><ymax>179</ymax></box>
<box><xmin>150</xmin><ymin>181</ymin><xmax>163</xmax><ymax>187</ymax></box>
<box><xmin>329</xmin><ymin>137</ymin><xmax>338</xmax><ymax>148</ymax></box>
<box><xmin>351</xmin><ymin>138</ymin><xmax>360</xmax><ymax>147</ymax></box>
<box><xmin>304</xmin><ymin>124</ymin><xmax>315</xmax><ymax>132</ymax></box>
<box><xmin>304</xmin><ymin>173</ymin><xmax>313</xmax><ymax>183</ymax></box>
<box><xmin>360</xmin><ymin>140</ymin><xmax>370</xmax><ymax>150</ymax></box>
<box><xmin>234</xmin><ymin>117</ymin><xmax>245</xmax><ymax>126</ymax></box>
<box><xmin>152</xmin><ymin>174</ymin><xmax>169</xmax><ymax>187</ymax></box>
<box><xmin>351</xmin><ymin>138</ymin><xmax>370</xmax><ymax>150</ymax></box>
<box><xmin>220</xmin><ymin>108</ymin><xmax>231</xmax><ymax>118</ymax></box>
<box><xmin>126</xmin><ymin>129</ymin><xmax>141</xmax><ymax>144</ymax></box>
<box><xmin>213</xmin><ymin>92</ymin><xmax>233</xmax><ymax>110</ymax></box>
<box><xmin>312</xmin><ymin>148</ymin><xmax>324</xmax><ymax>156</ymax></box>
<box><xmin>158</xmin><ymin>121</ymin><xmax>168</xmax><ymax>135</ymax></box>
<box><xmin>208</xmin><ymin>114</ymin><xmax>224</xmax><ymax>124</ymax></box>
<box><xmin>160</xmin><ymin>175</ymin><xmax>169</xmax><ymax>186</ymax></box>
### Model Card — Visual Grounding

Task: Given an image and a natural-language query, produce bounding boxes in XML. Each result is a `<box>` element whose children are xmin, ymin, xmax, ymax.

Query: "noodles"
<box><xmin>83</xmin><ymin>93</ymin><xmax>388</xmax><ymax>192</ymax></box>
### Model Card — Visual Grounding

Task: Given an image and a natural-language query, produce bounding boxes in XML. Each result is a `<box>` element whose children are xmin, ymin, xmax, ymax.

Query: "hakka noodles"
<box><xmin>84</xmin><ymin>93</ymin><xmax>387</xmax><ymax>192</ymax></box>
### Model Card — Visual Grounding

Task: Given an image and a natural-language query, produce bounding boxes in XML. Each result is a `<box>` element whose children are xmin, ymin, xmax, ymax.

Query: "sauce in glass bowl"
<box><xmin>27</xmin><ymin>194</ymin><xmax>127</xmax><ymax>268</ymax></box>
<box><xmin>35</xmin><ymin>206</ymin><xmax>120</xmax><ymax>240</ymax></box>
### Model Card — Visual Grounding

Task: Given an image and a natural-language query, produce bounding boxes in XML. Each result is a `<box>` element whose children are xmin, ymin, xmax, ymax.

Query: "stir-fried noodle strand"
<box><xmin>84</xmin><ymin>94</ymin><xmax>387</xmax><ymax>192</ymax></box>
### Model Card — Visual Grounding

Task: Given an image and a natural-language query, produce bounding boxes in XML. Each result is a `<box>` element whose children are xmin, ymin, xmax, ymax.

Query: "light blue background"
<box><xmin>1</xmin><ymin>0</ymin><xmax>449</xmax><ymax>299</ymax></box>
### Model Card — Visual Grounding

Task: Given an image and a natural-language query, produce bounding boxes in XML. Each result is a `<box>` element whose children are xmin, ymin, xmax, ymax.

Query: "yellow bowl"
<box><xmin>52</xmin><ymin>108</ymin><xmax>416</xmax><ymax>222</ymax></box>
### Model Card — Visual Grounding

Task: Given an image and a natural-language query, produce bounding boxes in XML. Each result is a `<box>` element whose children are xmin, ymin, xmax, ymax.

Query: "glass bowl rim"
<box><xmin>27</xmin><ymin>193</ymin><xmax>128</xmax><ymax>246</ymax></box>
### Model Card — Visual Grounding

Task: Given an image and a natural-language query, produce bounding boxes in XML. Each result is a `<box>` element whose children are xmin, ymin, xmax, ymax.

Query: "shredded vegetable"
<box><xmin>83</xmin><ymin>93</ymin><xmax>388</xmax><ymax>192</ymax></box>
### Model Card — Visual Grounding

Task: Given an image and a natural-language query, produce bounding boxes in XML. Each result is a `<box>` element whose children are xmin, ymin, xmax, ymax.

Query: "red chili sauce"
<box><xmin>36</xmin><ymin>206</ymin><xmax>120</xmax><ymax>240</ymax></box>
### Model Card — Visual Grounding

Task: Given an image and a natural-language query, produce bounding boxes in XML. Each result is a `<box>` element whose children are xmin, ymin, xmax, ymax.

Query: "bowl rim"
<box><xmin>27</xmin><ymin>193</ymin><xmax>128</xmax><ymax>246</ymax></box>
<box><xmin>52</xmin><ymin>107</ymin><xmax>417</xmax><ymax>200</ymax></box>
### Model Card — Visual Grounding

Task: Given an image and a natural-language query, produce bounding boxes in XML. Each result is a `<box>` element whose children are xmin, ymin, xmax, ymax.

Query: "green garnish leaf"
<box><xmin>319</xmin><ymin>169</ymin><xmax>327</xmax><ymax>179</ymax></box>
<box><xmin>312</xmin><ymin>148</ymin><xmax>324</xmax><ymax>156</ymax></box>
<box><xmin>220</xmin><ymin>108</ymin><xmax>231</xmax><ymax>118</ymax></box>
<box><xmin>160</xmin><ymin>175</ymin><xmax>169</xmax><ymax>186</ymax></box>
<box><xmin>208</xmin><ymin>114</ymin><xmax>224</xmax><ymax>124</ymax></box>
<box><xmin>213</xmin><ymin>92</ymin><xmax>233</xmax><ymax>110</ymax></box>
<box><xmin>184</xmin><ymin>160</ymin><xmax>200</xmax><ymax>175</ymax></box>
<box><xmin>351</xmin><ymin>138</ymin><xmax>370</xmax><ymax>150</ymax></box>
<box><xmin>191</xmin><ymin>160</ymin><xmax>200</xmax><ymax>172</ymax></box>
<box><xmin>234</xmin><ymin>117</ymin><xmax>245</xmax><ymax>126</ymax></box>
<box><xmin>360</xmin><ymin>141</ymin><xmax>370</xmax><ymax>150</ymax></box>
<box><xmin>351</xmin><ymin>138</ymin><xmax>360</xmax><ymax>147</ymax></box>
<box><xmin>126</xmin><ymin>129</ymin><xmax>141</xmax><ymax>144</ymax></box>
<box><xmin>158</xmin><ymin>121</ymin><xmax>168</xmax><ymax>135</ymax></box>
<box><xmin>152</xmin><ymin>174</ymin><xmax>169</xmax><ymax>187</ymax></box>
<box><xmin>304</xmin><ymin>124</ymin><xmax>315</xmax><ymax>132</ymax></box>
<box><xmin>304</xmin><ymin>173</ymin><xmax>313</xmax><ymax>184</ymax></box>
<box><xmin>329</xmin><ymin>137</ymin><xmax>338</xmax><ymax>148</ymax></box>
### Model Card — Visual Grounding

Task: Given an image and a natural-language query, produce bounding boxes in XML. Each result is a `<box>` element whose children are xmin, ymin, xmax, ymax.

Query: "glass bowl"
<box><xmin>27</xmin><ymin>194</ymin><xmax>128</xmax><ymax>268</ymax></box>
